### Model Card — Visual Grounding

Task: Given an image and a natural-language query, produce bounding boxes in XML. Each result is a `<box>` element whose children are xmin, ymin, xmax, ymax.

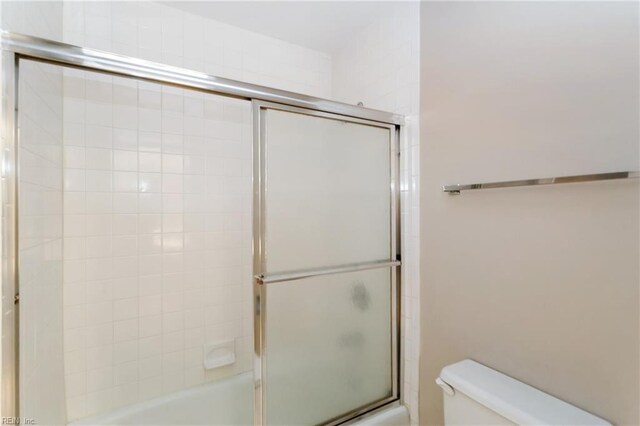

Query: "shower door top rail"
<box><xmin>0</xmin><ymin>31</ymin><xmax>403</xmax><ymax>126</ymax></box>
<box><xmin>443</xmin><ymin>171</ymin><xmax>639</xmax><ymax>194</ymax></box>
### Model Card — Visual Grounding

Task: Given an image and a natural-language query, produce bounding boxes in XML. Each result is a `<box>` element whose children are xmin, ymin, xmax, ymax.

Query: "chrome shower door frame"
<box><xmin>1</xmin><ymin>47</ymin><xmax>19</xmax><ymax>418</ymax></box>
<box><xmin>0</xmin><ymin>31</ymin><xmax>403</xmax><ymax>424</ymax></box>
<box><xmin>252</xmin><ymin>100</ymin><xmax>402</xmax><ymax>426</ymax></box>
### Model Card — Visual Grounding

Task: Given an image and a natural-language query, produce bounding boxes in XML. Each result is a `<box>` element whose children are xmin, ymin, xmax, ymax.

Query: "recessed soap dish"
<box><xmin>203</xmin><ymin>340</ymin><xmax>236</xmax><ymax>370</ymax></box>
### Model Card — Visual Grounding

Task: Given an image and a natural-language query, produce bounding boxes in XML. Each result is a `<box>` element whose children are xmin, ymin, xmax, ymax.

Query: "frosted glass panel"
<box><xmin>265</xmin><ymin>268</ymin><xmax>392</xmax><ymax>425</ymax></box>
<box><xmin>264</xmin><ymin>110</ymin><xmax>391</xmax><ymax>272</ymax></box>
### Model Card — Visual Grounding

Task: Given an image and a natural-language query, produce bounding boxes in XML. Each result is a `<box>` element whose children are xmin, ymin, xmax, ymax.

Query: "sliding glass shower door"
<box><xmin>5</xmin><ymin>32</ymin><xmax>402</xmax><ymax>426</ymax></box>
<box><xmin>253</xmin><ymin>103</ymin><xmax>400</xmax><ymax>425</ymax></box>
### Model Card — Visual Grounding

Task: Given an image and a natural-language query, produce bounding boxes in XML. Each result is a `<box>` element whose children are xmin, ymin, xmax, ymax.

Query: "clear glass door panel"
<box><xmin>16</xmin><ymin>59</ymin><xmax>255</xmax><ymax>424</ymax></box>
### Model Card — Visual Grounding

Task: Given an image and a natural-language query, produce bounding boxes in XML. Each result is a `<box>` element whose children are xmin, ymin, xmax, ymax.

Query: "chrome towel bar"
<box><xmin>443</xmin><ymin>171</ymin><xmax>639</xmax><ymax>194</ymax></box>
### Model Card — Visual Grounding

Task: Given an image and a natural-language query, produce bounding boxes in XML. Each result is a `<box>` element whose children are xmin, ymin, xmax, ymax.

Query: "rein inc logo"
<box><xmin>2</xmin><ymin>418</ymin><xmax>35</xmax><ymax>425</ymax></box>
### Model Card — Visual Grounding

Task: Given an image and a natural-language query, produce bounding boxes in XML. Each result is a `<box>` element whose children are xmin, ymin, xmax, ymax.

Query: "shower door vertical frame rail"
<box><xmin>0</xmin><ymin>31</ymin><xmax>404</xmax><ymax>422</ymax></box>
<box><xmin>1</xmin><ymin>49</ymin><xmax>19</xmax><ymax>418</ymax></box>
<box><xmin>252</xmin><ymin>100</ymin><xmax>402</xmax><ymax>426</ymax></box>
<box><xmin>252</xmin><ymin>101</ymin><xmax>267</xmax><ymax>425</ymax></box>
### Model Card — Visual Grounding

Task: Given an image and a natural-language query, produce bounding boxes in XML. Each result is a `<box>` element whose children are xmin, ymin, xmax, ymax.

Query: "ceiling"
<box><xmin>161</xmin><ymin>1</ymin><xmax>405</xmax><ymax>54</ymax></box>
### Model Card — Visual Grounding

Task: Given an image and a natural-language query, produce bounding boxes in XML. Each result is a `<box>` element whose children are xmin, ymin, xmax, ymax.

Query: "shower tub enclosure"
<box><xmin>1</xmin><ymin>32</ymin><xmax>403</xmax><ymax>425</ymax></box>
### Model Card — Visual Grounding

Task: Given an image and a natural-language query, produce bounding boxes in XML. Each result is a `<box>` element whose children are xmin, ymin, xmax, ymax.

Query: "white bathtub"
<box><xmin>72</xmin><ymin>373</ymin><xmax>253</xmax><ymax>425</ymax></box>
<box><xmin>71</xmin><ymin>372</ymin><xmax>408</xmax><ymax>426</ymax></box>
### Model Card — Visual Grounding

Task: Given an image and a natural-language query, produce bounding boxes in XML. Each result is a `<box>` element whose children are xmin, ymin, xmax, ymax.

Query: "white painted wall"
<box><xmin>332</xmin><ymin>3</ymin><xmax>421</xmax><ymax>423</ymax></box>
<box><xmin>420</xmin><ymin>2</ymin><xmax>639</xmax><ymax>424</ymax></box>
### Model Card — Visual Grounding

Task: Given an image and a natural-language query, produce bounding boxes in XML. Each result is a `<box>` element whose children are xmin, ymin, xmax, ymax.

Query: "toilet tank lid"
<box><xmin>439</xmin><ymin>360</ymin><xmax>611</xmax><ymax>426</ymax></box>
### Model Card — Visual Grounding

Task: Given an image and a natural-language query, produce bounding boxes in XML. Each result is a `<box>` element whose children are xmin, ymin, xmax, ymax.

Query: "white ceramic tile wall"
<box><xmin>58</xmin><ymin>1</ymin><xmax>336</xmax><ymax>420</ymax></box>
<box><xmin>2</xmin><ymin>1</ymin><xmax>63</xmax><ymax>40</ymax></box>
<box><xmin>1</xmin><ymin>1</ymin><xmax>66</xmax><ymax>423</ymax></box>
<box><xmin>332</xmin><ymin>4</ymin><xmax>421</xmax><ymax>424</ymax></box>
<box><xmin>62</xmin><ymin>1</ymin><xmax>332</xmax><ymax>99</ymax></box>
<box><xmin>18</xmin><ymin>58</ymin><xmax>67</xmax><ymax>426</ymax></box>
<box><xmin>61</xmin><ymin>68</ymin><xmax>254</xmax><ymax>420</ymax></box>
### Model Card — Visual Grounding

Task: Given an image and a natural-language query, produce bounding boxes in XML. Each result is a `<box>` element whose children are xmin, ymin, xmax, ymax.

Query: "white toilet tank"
<box><xmin>436</xmin><ymin>360</ymin><xmax>611</xmax><ymax>425</ymax></box>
